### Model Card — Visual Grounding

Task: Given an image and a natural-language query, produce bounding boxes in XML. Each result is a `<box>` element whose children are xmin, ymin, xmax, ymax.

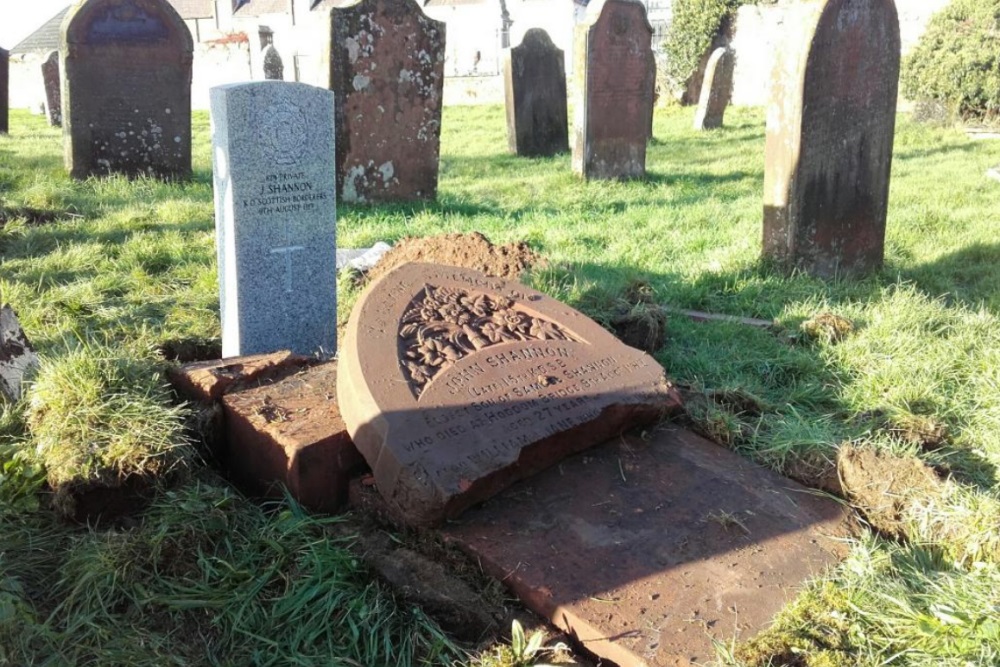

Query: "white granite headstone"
<box><xmin>210</xmin><ymin>81</ymin><xmax>337</xmax><ymax>358</ymax></box>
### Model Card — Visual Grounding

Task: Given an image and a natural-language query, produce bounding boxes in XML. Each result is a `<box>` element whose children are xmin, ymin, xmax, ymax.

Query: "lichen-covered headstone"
<box><xmin>693</xmin><ymin>47</ymin><xmax>733</xmax><ymax>131</ymax></box>
<box><xmin>210</xmin><ymin>81</ymin><xmax>337</xmax><ymax>358</ymax></box>
<box><xmin>504</xmin><ymin>29</ymin><xmax>568</xmax><ymax>157</ymax></box>
<box><xmin>0</xmin><ymin>47</ymin><xmax>9</xmax><ymax>135</ymax></box>
<box><xmin>763</xmin><ymin>0</ymin><xmax>900</xmax><ymax>278</ymax></box>
<box><xmin>42</xmin><ymin>51</ymin><xmax>62</xmax><ymax>127</ymax></box>
<box><xmin>322</xmin><ymin>0</ymin><xmax>445</xmax><ymax>203</ymax></box>
<box><xmin>61</xmin><ymin>0</ymin><xmax>194</xmax><ymax>179</ymax></box>
<box><xmin>0</xmin><ymin>305</ymin><xmax>40</xmax><ymax>403</ymax></box>
<box><xmin>262</xmin><ymin>44</ymin><xmax>283</xmax><ymax>81</ymax></box>
<box><xmin>571</xmin><ymin>0</ymin><xmax>655</xmax><ymax>180</ymax></box>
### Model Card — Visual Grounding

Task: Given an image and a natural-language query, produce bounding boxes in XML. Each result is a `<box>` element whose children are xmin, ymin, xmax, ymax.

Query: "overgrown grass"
<box><xmin>2</xmin><ymin>105</ymin><xmax>1000</xmax><ymax>664</ymax></box>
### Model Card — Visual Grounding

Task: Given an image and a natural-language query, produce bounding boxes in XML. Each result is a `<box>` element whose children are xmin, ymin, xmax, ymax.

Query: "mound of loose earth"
<box><xmin>365</xmin><ymin>231</ymin><xmax>539</xmax><ymax>283</ymax></box>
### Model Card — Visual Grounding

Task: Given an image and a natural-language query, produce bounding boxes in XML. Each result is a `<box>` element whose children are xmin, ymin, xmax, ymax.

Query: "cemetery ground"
<box><xmin>2</xmin><ymin>103</ymin><xmax>1000</xmax><ymax>666</ymax></box>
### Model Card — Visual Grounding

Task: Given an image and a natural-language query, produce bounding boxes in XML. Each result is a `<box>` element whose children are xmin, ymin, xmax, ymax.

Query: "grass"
<box><xmin>2</xmin><ymin>104</ymin><xmax>1000</xmax><ymax>665</ymax></box>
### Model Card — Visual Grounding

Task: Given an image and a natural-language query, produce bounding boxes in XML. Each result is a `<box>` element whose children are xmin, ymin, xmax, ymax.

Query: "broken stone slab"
<box><xmin>222</xmin><ymin>360</ymin><xmax>364</xmax><ymax>512</ymax></box>
<box><xmin>338</xmin><ymin>262</ymin><xmax>683</xmax><ymax>526</ymax></box>
<box><xmin>167</xmin><ymin>350</ymin><xmax>311</xmax><ymax>403</ymax></box>
<box><xmin>442</xmin><ymin>427</ymin><xmax>853</xmax><ymax>667</ymax></box>
<box><xmin>336</xmin><ymin>241</ymin><xmax>393</xmax><ymax>272</ymax></box>
<box><xmin>0</xmin><ymin>305</ymin><xmax>40</xmax><ymax>403</ymax></box>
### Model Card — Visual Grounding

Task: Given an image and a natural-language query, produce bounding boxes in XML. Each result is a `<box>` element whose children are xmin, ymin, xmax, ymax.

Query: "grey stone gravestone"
<box><xmin>210</xmin><ymin>81</ymin><xmax>337</xmax><ymax>358</ymax></box>
<box><xmin>262</xmin><ymin>44</ymin><xmax>283</xmax><ymax>81</ymax></box>
<box><xmin>61</xmin><ymin>0</ymin><xmax>194</xmax><ymax>180</ymax></box>
<box><xmin>42</xmin><ymin>51</ymin><xmax>62</xmax><ymax>127</ymax></box>
<box><xmin>0</xmin><ymin>47</ymin><xmax>8</xmax><ymax>135</ymax></box>
<box><xmin>693</xmin><ymin>47</ymin><xmax>733</xmax><ymax>131</ymax></box>
<box><xmin>763</xmin><ymin>0</ymin><xmax>900</xmax><ymax>278</ymax></box>
<box><xmin>322</xmin><ymin>0</ymin><xmax>445</xmax><ymax>203</ymax></box>
<box><xmin>571</xmin><ymin>0</ymin><xmax>656</xmax><ymax>180</ymax></box>
<box><xmin>504</xmin><ymin>29</ymin><xmax>568</xmax><ymax>157</ymax></box>
<box><xmin>0</xmin><ymin>305</ymin><xmax>40</xmax><ymax>403</ymax></box>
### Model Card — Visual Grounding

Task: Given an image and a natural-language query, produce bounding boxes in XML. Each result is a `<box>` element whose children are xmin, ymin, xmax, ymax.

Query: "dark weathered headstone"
<box><xmin>693</xmin><ymin>47</ymin><xmax>733</xmax><ymax>131</ymax></box>
<box><xmin>503</xmin><ymin>28</ymin><xmax>568</xmax><ymax>157</ymax></box>
<box><xmin>338</xmin><ymin>263</ymin><xmax>682</xmax><ymax>526</ymax></box>
<box><xmin>323</xmin><ymin>0</ymin><xmax>445</xmax><ymax>203</ymax></box>
<box><xmin>210</xmin><ymin>81</ymin><xmax>337</xmax><ymax>358</ymax></box>
<box><xmin>763</xmin><ymin>0</ymin><xmax>900</xmax><ymax>278</ymax></box>
<box><xmin>42</xmin><ymin>51</ymin><xmax>62</xmax><ymax>127</ymax></box>
<box><xmin>571</xmin><ymin>0</ymin><xmax>655</xmax><ymax>180</ymax></box>
<box><xmin>61</xmin><ymin>0</ymin><xmax>194</xmax><ymax>180</ymax></box>
<box><xmin>0</xmin><ymin>305</ymin><xmax>40</xmax><ymax>403</ymax></box>
<box><xmin>0</xmin><ymin>47</ymin><xmax>8</xmax><ymax>135</ymax></box>
<box><xmin>262</xmin><ymin>44</ymin><xmax>283</xmax><ymax>81</ymax></box>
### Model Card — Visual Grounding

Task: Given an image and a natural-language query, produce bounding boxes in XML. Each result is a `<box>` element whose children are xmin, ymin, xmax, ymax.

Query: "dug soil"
<box><xmin>364</xmin><ymin>232</ymin><xmax>540</xmax><ymax>283</ymax></box>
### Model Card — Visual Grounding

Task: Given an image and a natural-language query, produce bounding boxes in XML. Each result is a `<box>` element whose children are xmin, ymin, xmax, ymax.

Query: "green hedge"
<box><xmin>901</xmin><ymin>0</ymin><xmax>1000</xmax><ymax>122</ymax></box>
<box><xmin>662</xmin><ymin>0</ymin><xmax>756</xmax><ymax>91</ymax></box>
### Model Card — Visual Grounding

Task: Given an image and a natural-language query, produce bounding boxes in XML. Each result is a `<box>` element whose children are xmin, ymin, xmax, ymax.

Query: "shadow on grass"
<box><xmin>901</xmin><ymin>242</ymin><xmax>1000</xmax><ymax>313</ymax></box>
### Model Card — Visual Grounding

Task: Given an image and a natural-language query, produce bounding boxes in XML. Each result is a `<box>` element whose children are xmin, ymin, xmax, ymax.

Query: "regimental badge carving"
<box><xmin>258</xmin><ymin>102</ymin><xmax>307</xmax><ymax>166</ymax></box>
<box><xmin>399</xmin><ymin>285</ymin><xmax>579</xmax><ymax>397</ymax></box>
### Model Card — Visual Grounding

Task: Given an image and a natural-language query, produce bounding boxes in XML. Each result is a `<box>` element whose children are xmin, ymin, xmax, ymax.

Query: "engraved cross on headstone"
<box><xmin>270</xmin><ymin>218</ymin><xmax>304</xmax><ymax>293</ymax></box>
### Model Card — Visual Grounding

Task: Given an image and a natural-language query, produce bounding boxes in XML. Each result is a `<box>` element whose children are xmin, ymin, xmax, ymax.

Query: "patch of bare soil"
<box><xmin>158</xmin><ymin>338</ymin><xmax>222</xmax><ymax>363</ymax></box>
<box><xmin>837</xmin><ymin>445</ymin><xmax>942</xmax><ymax>540</ymax></box>
<box><xmin>609</xmin><ymin>280</ymin><xmax>669</xmax><ymax>354</ymax></box>
<box><xmin>365</xmin><ymin>232</ymin><xmax>540</xmax><ymax>284</ymax></box>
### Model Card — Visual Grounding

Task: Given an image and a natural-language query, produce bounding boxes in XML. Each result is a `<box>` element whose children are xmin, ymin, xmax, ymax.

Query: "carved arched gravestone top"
<box><xmin>338</xmin><ymin>262</ymin><xmax>682</xmax><ymax>526</ymax></box>
<box><xmin>763</xmin><ymin>0</ymin><xmax>900</xmax><ymax>278</ymax></box>
<box><xmin>61</xmin><ymin>0</ymin><xmax>194</xmax><ymax>179</ymax></box>
<box><xmin>324</xmin><ymin>0</ymin><xmax>445</xmax><ymax>203</ymax></box>
<box><xmin>571</xmin><ymin>0</ymin><xmax>656</xmax><ymax>180</ymax></box>
<box><xmin>504</xmin><ymin>28</ymin><xmax>568</xmax><ymax>157</ymax></box>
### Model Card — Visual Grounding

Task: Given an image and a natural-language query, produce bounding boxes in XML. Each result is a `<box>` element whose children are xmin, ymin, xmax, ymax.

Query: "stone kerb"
<box><xmin>60</xmin><ymin>0</ymin><xmax>194</xmax><ymax>180</ymax></box>
<box><xmin>338</xmin><ymin>262</ymin><xmax>682</xmax><ymax>526</ymax></box>
<box><xmin>571</xmin><ymin>0</ymin><xmax>656</xmax><ymax>181</ymax></box>
<box><xmin>210</xmin><ymin>81</ymin><xmax>337</xmax><ymax>358</ymax></box>
<box><xmin>323</xmin><ymin>0</ymin><xmax>446</xmax><ymax>203</ymax></box>
<box><xmin>762</xmin><ymin>0</ymin><xmax>900</xmax><ymax>278</ymax></box>
<box><xmin>503</xmin><ymin>28</ymin><xmax>569</xmax><ymax>157</ymax></box>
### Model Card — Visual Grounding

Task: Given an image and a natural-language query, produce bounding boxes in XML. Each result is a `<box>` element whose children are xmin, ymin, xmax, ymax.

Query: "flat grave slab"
<box><xmin>443</xmin><ymin>427</ymin><xmax>853</xmax><ymax>667</ymax></box>
<box><xmin>338</xmin><ymin>262</ymin><xmax>682</xmax><ymax>526</ymax></box>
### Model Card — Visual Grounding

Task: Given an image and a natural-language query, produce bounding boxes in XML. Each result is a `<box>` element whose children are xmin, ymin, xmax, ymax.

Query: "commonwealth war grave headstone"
<box><xmin>262</xmin><ymin>44</ymin><xmax>283</xmax><ymax>81</ymax></box>
<box><xmin>693</xmin><ymin>46</ymin><xmax>733</xmax><ymax>131</ymax></box>
<box><xmin>763</xmin><ymin>0</ymin><xmax>900</xmax><ymax>278</ymax></box>
<box><xmin>0</xmin><ymin>46</ymin><xmax>8</xmax><ymax>134</ymax></box>
<box><xmin>42</xmin><ymin>51</ymin><xmax>62</xmax><ymax>127</ymax></box>
<box><xmin>210</xmin><ymin>81</ymin><xmax>337</xmax><ymax>358</ymax></box>
<box><xmin>338</xmin><ymin>263</ymin><xmax>683</xmax><ymax>526</ymax></box>
<box><xmin>571</xmin><ymin>0</ymin><xmax>655</xmax><ymax>180</ymax></box>
<box><xmin>503</xmin><ymin>28</ymin><xmax>568</xmax><ymax>157</ymax></box>
<box><xmin>323</xmin><ymin>0</ymin><xmax>445</xmax><ymax>203</ymax></box>
<box><xmin>61</xmin><ymin>0</ymin><xmax>194</xmax><ymax>179</ymax></box>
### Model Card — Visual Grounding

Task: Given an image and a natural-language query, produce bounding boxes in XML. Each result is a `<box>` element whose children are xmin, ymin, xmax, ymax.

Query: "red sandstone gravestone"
<box><xmin>322</xmin><ymin>0</ymin><xmax>445</xmax><ymax>203</ymax></box>
<box><xmin>504</xmin><ymin>28</ymin><xmax>569</xmax><ymax>158</ymax></box>
<box><xmin>61</xmin><ymin>0</ymin><xmax>194</xmax><ymax>180</ymax></box>
<box><xmin>338</xmin><ymin>263</ymin><xmax>682</xmax><ymax>526</ymax></box>
<box><xmin>763</xmin><ymin>0</ymin><xmax>900</xmax><ymax>278</ymax></box>
<box><xmin>571</xmin><ymin>0</ymin><xmax>656</xmax><ymax>180</ymax></box>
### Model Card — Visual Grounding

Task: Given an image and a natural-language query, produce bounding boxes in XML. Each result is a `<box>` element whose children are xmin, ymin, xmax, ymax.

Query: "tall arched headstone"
<box><xmin>42</xmin><ymin>51</ymin><xmax>62</xmax><ymax>127</ymax></box>
<box><xmin>0</xmin><ymin>47</ymin><xmax>8</xmax><ymax>135</ymax></box>
<box><xmin>693</xmin><ymin>47</ymin><xmax>733</xmax><ymax>131</ymax></box>
<box><xmin>322</xmin><ymin>0</ymin><xmax>445</xmax><ymax>203</ymax></box>
<box><xmin>61</xmin><ymin>0</ymin><xmax>194</xmax><ymax>180</ymax></box>
<box><xmin>571</xmin><ymin>0</ymin><xmax>655</xmax><ymax>180</ymax></box>
<box><xmin>504</xmin><ymin>28</ymin><xmax>568</xmax><ymax>158</ymax></box>
<box><xmin>763</xmin><ymin>0</ymin><xmax>900</xmax><ymax>278</ymax></box>
<box><xmin>262</xmin><ymin>44</ymin><xmax>284</xmax><ymax>81</ymax></box>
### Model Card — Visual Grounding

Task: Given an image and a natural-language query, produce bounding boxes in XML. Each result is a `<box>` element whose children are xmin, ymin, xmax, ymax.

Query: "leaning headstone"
<box><xmin>41</xmin><ymin>51</ymin><xmax>62</xmax><ymax>127</ymax></box>
<box><xmin>61</xmin><ymin>0</ymin><xmax>194</xmax><ymax>180</ymax></box>
<box><xmin>0</xmin><ymin>47</ymin><xmax>8</xmax><ymax>135</ymax></box>
<box><xmin>262</xmin><ymin>44</ymin><xmax>283</xmax><ymax>81</ymax></box>
<box><xmin>210</xmin><ymin>81</ymin><xmax>337</xmax><ymax>358</ymax></box>
<box><xmin>763</xmin><ymin>0</ymin><xmax>900</xmax><ymax>278</ymax></box>
<box><xmin>0</xmin><ymin>305</ymin><xmax>40</xmax><ymax>403</ymax></box>
<box><xmin>503</xmin><ymin>28</ymin><xmax>568</xmax><ymax>157</ymax></box>
<box><xmin>693</xmin><ymin>47</ymin><xmax>733</xmax><ymax>131</ymax></box>
<box><xmin>571</xmin><ymin>0</ymin><xmax>656</xmax><ymax>180</ymax></box>
<box><xmin>338</xmin><ymin>263</ymin><xmax>683</xmax><ymax>526</ymax></box>
<box><xmin>323</xmin><ymin>0</ymin><xmax>446</xmax><ymax>203</ymax></box>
